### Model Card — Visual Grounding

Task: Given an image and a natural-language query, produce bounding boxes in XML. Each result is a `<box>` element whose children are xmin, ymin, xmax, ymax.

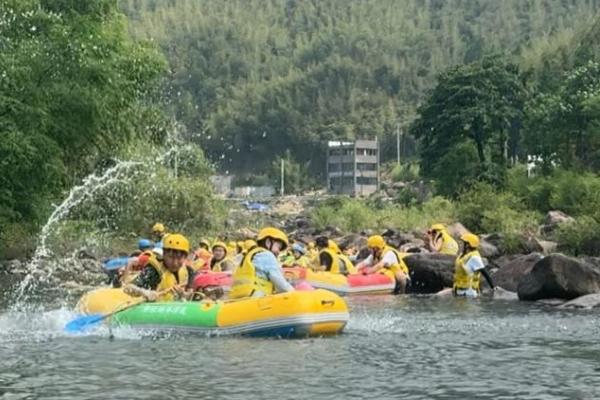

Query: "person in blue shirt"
<box><xmin>229</xmin><ymin>227</ymin><xmax>294</xmax><ymax>298</ymax></box>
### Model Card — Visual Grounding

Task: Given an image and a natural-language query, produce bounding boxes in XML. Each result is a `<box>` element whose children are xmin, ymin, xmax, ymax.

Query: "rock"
<box><xmin>338</xmin><ymin>234</ymin><xmax>367</xmax><ymax>250</ymax></box>
<box><xmin>558</xmin><ymin>293</ymin><xmax>600</xmax><ymax>309</ymax></box>
<box><xmin>294</xmin><ymin>217</ymin><xmax>310</xmax><ymax>229</ymax></box>
<box><xmin>492</xmin><ymin>253</ymin><xmax>543</xmax><ymax>292</ymax></box>
<box><xmin>0</xmin><ymin>259</ymin><xmax>22</xmax><ymax>273</ymax></box>
<box><xmin>492</xmin><ymin>287</ymin><xmax>519</xmax><ymax>300</ymax></box>
<box><xmin>490</xmin><ymin>254</ymin><xmax>525</xmax><ymax>269</ymax></box>
<box><xmin>537</xmin><ymin>298</ymin><xmax>566</xmax><ymax>306</ymax></box>
<box><xmin>447</xmin><ymin>222</ymin><xmax>470</xmax><ymax>239</ymax></box>
<box><xmin>235</xmin><ymin>227</ymin><xmax>257</xmax><ymax>239</ymax></box>
<box><xmin>479</xmin><ymin>239</ymin><xmax>500</xmax><ymax>258</ymax></box>
<box><xmin>540</xmin><ymin>211</ymin><xmax>575</xmax><ymax>234</ymax></box>
<box><xmin>404</xmin><ymin>253</ymin><xmax>456</xmax><ymax>294</ymax></box>
<box><xmin>536</xmin><ymin>239</ymin><xmax>558</xmax><ymax>255</ymax></box>
<box><xmin>398</xmin><ymin>240</ymin><xmax>426</xmax><ymax>253</ymax></box>
<box><xmin>544</xmin><ymin>210</ymin><xmax>575</xmax><ymax>226</ymax></box>
<box><xmin>397</xmin><ymin>232</ymin><xmax>417</xmax><ymax>244</ymax></box>
<box><xmin>517</xmin><ymin>253</ymin><xmax>600</xmax><ymax>301</ymax></box>
<box><xmin>381</xmin><ymin>229</ymin><xmax>396</xmax><ymax>238</ymax></box>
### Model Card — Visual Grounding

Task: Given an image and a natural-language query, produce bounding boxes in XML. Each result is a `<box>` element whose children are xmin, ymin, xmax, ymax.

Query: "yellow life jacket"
<box><xmin>375</xmin><ymin>246</ymin><xmax>409</xmax><ymax>275</ymax></box>
<box><xmin>439</xmin><ymin>231</ymin><xmax>459</xmax><ymax>256</ymax></box>
<box><xmin>210</xmin><ymin>257</ymin><xmax>234</xmax><ymax>272</ymax></box>
<box><xmin>229</xmin><ymin>247</ymin><xmax>274</xmax><ymax>299</ymax></box>
<box><xmin>319</xmin><ymin>248</ymin><xmax>357</xmax><ymax>275</ymax></box>
<box><xmin>283</xmin><ymin>254</ymin><xmax>310</xmax><ymax>268</ymax></box>
<box><xmin>338</xmin><ymin>253</ymin><xmax>357</xmax><ymax>274</ymax></box>
<box><xmin>146</xmin><ymin>254</ymin><xmax>189</xmax><ymax>301</ymax></box>
<box><xmin>453</xmin><ymin>250</ymin><xmax>482</xmax><ymax>292</ymax></box>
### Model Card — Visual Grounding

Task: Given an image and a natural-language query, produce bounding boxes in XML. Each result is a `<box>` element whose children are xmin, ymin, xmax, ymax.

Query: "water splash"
<box><xmin>16</xmin><ymin>161</ymin><xmax>145</xmax><ymax>300</ymax></box>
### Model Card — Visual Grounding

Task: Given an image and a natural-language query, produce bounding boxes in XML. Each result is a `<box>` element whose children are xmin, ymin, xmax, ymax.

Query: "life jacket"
<box><xmin>284</xmin><ymin>254</ymin><xmax>309</xmax><ymax>268</ymax></box>
<box><xmin>210</xmin><ymin>257</ymin><xmax>233</xmax><ymax>272</ymax></box>
<box><xmin>453</xmin><ymin>250</ymin><xmax>482</xmax><ymax>293</ymax></box>
<box><xmin>374</xmin><ymin>246</ymin><xmax>409</xmax><ymax>275</ymax></box>
<box><xmin>229</xmin><ymin>247</ymin><xmax>274</xmax><ymax>299</ymax></box>
<box><xmin>146</xmin><ymin>254</ymin><xmax>189</xmax><ymax>301</ymax></box>
<box><xmin>439</xmin><ymin>231</ymin><xmax>459</xmax><ymax>256</ymax></box>
<box><xmin>338</xmin><ymin>253</ymin><xmax>357</xmax><ymax>275</ymax></box>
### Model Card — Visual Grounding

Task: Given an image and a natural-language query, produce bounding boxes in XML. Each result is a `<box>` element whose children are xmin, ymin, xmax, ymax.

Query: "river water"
<box><xmin>1</xmin><ymin>291</ymin><xmax>599</xmax><ymax>400</ymax></box>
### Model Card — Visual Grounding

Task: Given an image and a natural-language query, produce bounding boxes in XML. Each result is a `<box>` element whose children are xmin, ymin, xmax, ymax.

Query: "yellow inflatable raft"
<box><xmin>76</xmin><ymin>287</ymin><xmax>348</xmax><ymax>337</ymax></box>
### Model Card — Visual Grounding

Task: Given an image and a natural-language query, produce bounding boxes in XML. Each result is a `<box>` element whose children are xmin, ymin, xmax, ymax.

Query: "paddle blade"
<box><xmin>64</xmin><ymin>314</ymin><xmax>105</xmax><ymax>334</ymax></box>
<box><xmin>103</xmin><ymin>257</ymin><xmax>130</xmax><ymax>271</ymax></box>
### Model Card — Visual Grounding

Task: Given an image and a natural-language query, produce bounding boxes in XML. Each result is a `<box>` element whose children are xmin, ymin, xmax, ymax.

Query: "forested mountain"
<box><xmin>121</xmin><ymin>0</ymin><xmax>600</xmax><ymax>179</ymax></box>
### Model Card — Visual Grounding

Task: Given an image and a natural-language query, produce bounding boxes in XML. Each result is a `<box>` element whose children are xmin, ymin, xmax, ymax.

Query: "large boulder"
<box><xmin>404</xmin><ymin>253</ymin><xmax>455</xmax><ymax>294</ymax></box>
<box><xmin>517</xmin><ymin>254</ymin><xmax>600</xmax><ymax>301</ymax></box>
<box><xmin>492</xmin><ymin>253</ymin><xmax>543</xmax><ymax>292</ymax></box>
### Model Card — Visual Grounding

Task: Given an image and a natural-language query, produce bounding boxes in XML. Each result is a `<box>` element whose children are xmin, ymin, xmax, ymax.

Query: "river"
<box><xmin>1</xmin><ymin>292</ymin><xmax>599</xmax><ymax>399</ymax></box>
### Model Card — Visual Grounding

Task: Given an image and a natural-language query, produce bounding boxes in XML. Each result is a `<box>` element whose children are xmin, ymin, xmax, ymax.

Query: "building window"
<box><xmin>357</xmin><ymin>177</ymin><xmax>377</xmax><ymax>185</ymax></box>
<box><xmin>356</xmin><ymin>162</ymin><xmax>376</xmax><ymax>171</ymax></box>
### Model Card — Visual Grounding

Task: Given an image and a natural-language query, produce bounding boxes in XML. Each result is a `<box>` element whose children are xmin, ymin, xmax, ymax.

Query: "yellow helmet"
<box><xmin>367</xmin><ymin>235</ymin><xmax>386</xmax><ymax>250</ymax></box>
<box><xmin>198</xmin><ymin>239</ymin><xmax>210</xmax><ymax>248</ymax></box>
<box><xmin>163</xmin><ymin>233</ymin><xmax>190</xmax><ymax>254</ymax></box>
<box><xmin>430</xmin><ymin>223</ymin><xmax>446</xmax><ymax>232</ymax></box>
<box><xmin>308</xmin><ymin>242</ymin><xmax>315</xmax><ymax>249</ymax></box>
<box><xmin>243</xmin><ymin>239</ymin><xmax>257</xmax><ymax>250</ymax></box>
<box><xmin>152</xmin><ymin>222</ymin><xmax>165</xmax><ymax>233</ymax></box>
<box><xmin>257</xmin><ymin>227</ymin><xmax>289</xmax><ymax>250</ymax></box>
<box><xmin>460</xmin><ymin>233</ymin><xmax>480</xmax><ymax>248</ymax></box>
<box><xmin>212</xmin><ymin>241</ymin><xmax>228</xmax><ymax>254</ymax></box>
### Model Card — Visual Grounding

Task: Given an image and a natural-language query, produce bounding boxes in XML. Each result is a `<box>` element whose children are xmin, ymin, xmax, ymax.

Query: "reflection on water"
<box><xmin>1</xmin><ymin>295</ymin><xmax>600</xmax><ymax>399</ymax></box>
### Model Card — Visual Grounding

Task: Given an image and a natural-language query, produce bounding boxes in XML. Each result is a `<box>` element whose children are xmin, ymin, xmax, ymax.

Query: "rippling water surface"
<box><xmin>1</xmin><ymin>293</ymin><xmax>599</xmax><ymax>400</ymax></box>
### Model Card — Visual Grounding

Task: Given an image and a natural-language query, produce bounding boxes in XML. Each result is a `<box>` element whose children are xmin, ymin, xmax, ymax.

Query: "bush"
<box><xmin>555</xmin><ymin>216</ymin><xmax>600</xmax><ymax>256</ymax></box>
<box><xmin>456</xmin><ymin>182</ymin><xmax>540</xmax><ymax>235</ymax></box>
<box><xmin>390</xmin><ymin>162</ymin><xmax>420</xmax><ymax>182</ymax></box>
<box><xmin>508</xmin><ymin>168</ymin><xmax>600</xmax><ymax>218</ymax></box>
<box><xmin>309</xmin><ymin>196</ymin><xmax>456</xmax><ymax>233</ymax></box>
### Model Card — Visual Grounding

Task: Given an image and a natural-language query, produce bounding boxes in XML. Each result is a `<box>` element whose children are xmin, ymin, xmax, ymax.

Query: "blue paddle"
<box><xmin>103</xmin><ymin>257</ymin><xmax>130</xmax><ymax>271</ymax></box>
<box><xmin>65</xmin><ymin>298</ymin><xmax>145</xmax><ymax>334</ymax></box>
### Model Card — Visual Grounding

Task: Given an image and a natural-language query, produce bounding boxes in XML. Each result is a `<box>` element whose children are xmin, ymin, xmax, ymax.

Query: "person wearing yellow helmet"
<box><xmin>448</xmin><ymin>233</ymin><xmax>495</xmax><ymax>297</ymax></box>
<box><xmin>314</xmin><ymin>236</ymin><xmax>355</xmax><ymax>275</ymax></box>
<box><xmin>356</xmin><ymin>235</ymin><xmax>410</xmax><ymax>294</ymax></box>
<box><xmin>427</xmin><ymin>223</ymin><xmax>459</xmax><ymax>256</ymax></box>
<box><xmin>210</xmin><ymin>242</ymin><xmax>235</xmax><ymax>272</ymax></box>
<box><xmin>124</xmin><ymin>233</ymin><xmax>193</xmax><ymax>301</ymax></box>
<box><xmin>230</xmin><ymin>227</ymin><xmax>294</xmax><ymax>298</ymax></box>
<box><xmin>151</xmin><ymin>222</ymin><xmax>167</xmax><ymax>243</ymax></box>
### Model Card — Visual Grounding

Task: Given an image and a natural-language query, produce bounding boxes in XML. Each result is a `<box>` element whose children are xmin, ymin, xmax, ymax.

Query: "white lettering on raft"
<box><xmin>138</xmin><ymin>305</ymin><xmax>188</xmax><ymax>315</ymax></box>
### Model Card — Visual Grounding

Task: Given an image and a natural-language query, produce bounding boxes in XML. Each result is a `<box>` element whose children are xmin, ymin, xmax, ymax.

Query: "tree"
<box><xmin>410</xmin><ymin>55</ymin><xmax>527</xmax><ymax>195</ymax></box>
<box><xmin>0</xmin><ymin>0</ymin><xmax>166</xmax><ymax>229</ymax></box>
<box><xmin>523</xmin><ymin>60</ymin><xmax>600</xmax><ymax>173</ymax></box>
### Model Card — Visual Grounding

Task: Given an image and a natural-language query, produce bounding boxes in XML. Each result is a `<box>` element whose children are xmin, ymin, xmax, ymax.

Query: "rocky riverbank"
<box><xmin>3</xmin><ymin>197</ymin><xmax>598</xmax><ymax>307</ymax></box>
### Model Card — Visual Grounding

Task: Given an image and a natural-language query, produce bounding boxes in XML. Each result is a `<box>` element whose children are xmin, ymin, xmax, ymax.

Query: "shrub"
<box><xmin>456</xmin><ymin>182</ymin><xmax>540</xmax><ymax>235</ymax></box>
<box><xmin>555</xmin><ymin>216</ymin><xmax>600</xmax><ymax>256</ymax></box>
<box><xmin>391</xmin><ymin>162</ymin><xmax>420</xmax><ymax>182</ymax></box>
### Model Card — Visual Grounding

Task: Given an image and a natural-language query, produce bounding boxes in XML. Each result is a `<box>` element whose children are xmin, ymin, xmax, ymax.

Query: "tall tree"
<box><xmin>410</xmin><ymin>55</ymin><xmax>527</xmax><ymax>195</ymax></box>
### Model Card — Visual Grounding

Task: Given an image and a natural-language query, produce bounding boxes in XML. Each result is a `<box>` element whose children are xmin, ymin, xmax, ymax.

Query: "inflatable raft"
<box><xmin>283</xmin><ymin>267</ymin><xmax>396</xmax><ymax>295</ymax></box>
<box><xmin>76</xmin><ymin>287</ymin><xmax>348</xmax><ymax>337</ymax></box>
<box><xmin>192</xmin><ymin>271</ymin><xmax>232</xmax><ymax>292</ymax></box>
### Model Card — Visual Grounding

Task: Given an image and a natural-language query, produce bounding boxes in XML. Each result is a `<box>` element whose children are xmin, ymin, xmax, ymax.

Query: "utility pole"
<box><xmin>280</xmin><ymin>159</ymin><xmax>284</xmax><ymax>196</ymax></box>
<box><xmin>396</xmin><ymin>123</ymin><xmax>401</xmax><ymax>165</ymax></box>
